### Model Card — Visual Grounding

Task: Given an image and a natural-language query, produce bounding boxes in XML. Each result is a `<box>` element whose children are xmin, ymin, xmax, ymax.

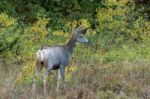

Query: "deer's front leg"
<box><xmin>56</xmin><ymin>68</ymin><xmax>61</xmax><ymax>92</ymax></box>
<box><xmin>61</xmin><ymin>66</ymin><xmax>66</xmax><ymax>91</ymax></box>
<box><xmin>43</xmin><ymin>65</ymin><xmax>52</xmax><ymax>96</ymax></box>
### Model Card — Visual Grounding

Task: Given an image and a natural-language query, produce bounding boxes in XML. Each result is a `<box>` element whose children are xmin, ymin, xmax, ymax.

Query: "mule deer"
<box><xmin>32</xmin><ymin>26</ymin><xmax>88</xmax><ymax>95</ymax></box>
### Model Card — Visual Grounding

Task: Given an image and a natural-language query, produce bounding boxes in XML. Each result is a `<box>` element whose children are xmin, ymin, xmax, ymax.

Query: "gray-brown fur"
<box><xmin>32</xmin><ymin>26</ymin><xmax>88</xmax><ymax>95</ymax></box>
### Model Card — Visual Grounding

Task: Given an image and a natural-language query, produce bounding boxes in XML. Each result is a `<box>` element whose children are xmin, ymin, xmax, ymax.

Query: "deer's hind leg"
<box><xmin>43</xmin><ymin>63</ymin><xmax>53</xmax><ymax>96</ymax></box>
<box><xmin>32</xmin><ymin>61</ymin><xmax>43</xmax><ymax>94</ymax></box>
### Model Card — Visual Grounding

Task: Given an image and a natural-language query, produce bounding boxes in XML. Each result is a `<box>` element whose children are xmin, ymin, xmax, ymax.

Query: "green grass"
<box><xmin>0</xmin><ymin>42</ymin><xmax>150</xmax><ymax>99</ymax></box>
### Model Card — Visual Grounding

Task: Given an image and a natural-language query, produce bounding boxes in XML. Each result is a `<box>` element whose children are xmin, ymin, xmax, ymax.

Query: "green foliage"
<box><xmin>0</xmin><ymin>0</ymin><xmax>150</xmax><ymax>98</ymax></box>
<box><xmin>13</xmin><ymin>0</ymin><xmax>150</xmax><ymax>86</ymax></box>
<box><xmin>94</xmin><ymin>1</ymin><xmax>150</xmax><ymax>50</ymax></box>
<box><xmin>0</xmin><ymin>1</ymin><xmax>16</xmax><ymax>15</ymax></box>
<box><xmin>0</xmin><ymin>12</ymin><xmax>19</xmax><ymax>62</ymax></box>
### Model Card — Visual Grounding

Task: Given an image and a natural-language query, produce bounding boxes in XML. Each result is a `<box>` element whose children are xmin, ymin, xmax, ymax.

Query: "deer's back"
<box><xmin>36</xmin><ymin>46</ymin><xmax>69</xmax><ymax>68</ymax></box>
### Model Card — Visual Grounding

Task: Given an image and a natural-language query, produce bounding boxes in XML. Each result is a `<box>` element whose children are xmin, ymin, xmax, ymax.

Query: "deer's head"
<box><xmin>73</xmin><ymin>26</ymin><xmax>88</xmax><ymax>43</ymax></box>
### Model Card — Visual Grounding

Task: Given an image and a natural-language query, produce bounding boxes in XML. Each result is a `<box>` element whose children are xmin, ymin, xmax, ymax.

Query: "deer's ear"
<box><xmin>82</xmin><ymin>28</ymin><xmax>88</xmax><ymax>34</ymax></box>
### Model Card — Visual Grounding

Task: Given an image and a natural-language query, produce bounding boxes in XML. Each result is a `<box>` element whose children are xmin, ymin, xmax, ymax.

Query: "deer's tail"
<box><xmin>36</xmin><ymin>50</ymin><xmax>45</xmax><ymax>65</ymax></box>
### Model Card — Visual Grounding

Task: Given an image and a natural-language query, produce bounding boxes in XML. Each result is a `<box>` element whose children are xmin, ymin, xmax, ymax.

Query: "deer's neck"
<box><xmin>65</xmin><ymin>36</ymin><xmax>76</xmax><ymax>54</ymax></box>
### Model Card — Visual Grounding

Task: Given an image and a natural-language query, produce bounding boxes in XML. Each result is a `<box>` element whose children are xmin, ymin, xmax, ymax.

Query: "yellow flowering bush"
<box><xmin>0</xmin><ymin>13</ymin><xmax>16</xmax><ymax>27</ymax></box>
<box><xmin>79</xmin><ymin>19</ymin><xmax>90</xmax><ymax>28</ymax></box>
<box><xmin>65</xmin><ymin>20</ymin><xmax>78</xmax><ymax>30</ymax></box>
<box><xmin>15</xmin><ymin>61</ymin><xmax>35</xmax><ymax>84</ymax></box>
<box><xmin>24</xmin><ymin>18</ymin><xmax>50</xmax><ymax>43</ymax></box>
<box><xmin>102</xmin><ymin>0</ymin><xmax>129</xmax><ymax>7</ymax></box>
<box><xmin>52</xmin><ymin>30</ymin><xmax>69</xmax><ymax>38</ymax></box>
<box><xmin>15</xmin><ymin>51</ymin><xmax>35</xmax><ymax>84</ymax></box>
<box><xmin>95</xmin><ymin>2</ymin><xmax>150</xmax><ymax>49</ymax></box>
<box><xmin>131</xmin><ymin>17</ymin><xmax>150</xmax><ymax>40</ymax></box>
<box><xmin>96</xmin><ymin>7</ymin><xmax>127</xmax><ymax>31</ymax></box>
<box><xmin>32</xmin><ymin>18</ymin><xmax>49</xmax><ymax>36</ymax></box>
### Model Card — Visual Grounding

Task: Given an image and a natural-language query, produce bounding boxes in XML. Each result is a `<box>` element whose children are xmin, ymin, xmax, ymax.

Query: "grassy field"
<box><xmin>0</xmin><ymin>43</ymin><xmax>150</xmax><ymax>99</ymax></box>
